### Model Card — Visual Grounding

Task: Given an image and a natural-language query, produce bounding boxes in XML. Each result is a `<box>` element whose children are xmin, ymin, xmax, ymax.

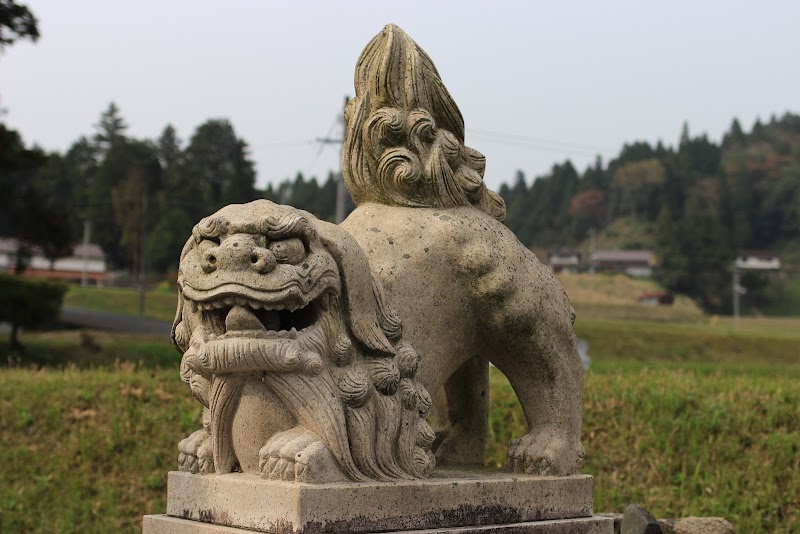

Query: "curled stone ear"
<box><xmin>315</xmin><ymin>220</ymin><xmax>396</xmax><ymax>356</ymax></box>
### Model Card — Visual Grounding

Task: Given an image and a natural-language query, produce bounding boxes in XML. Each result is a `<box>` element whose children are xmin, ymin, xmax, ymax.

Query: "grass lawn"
<box><xmin>64</xmin><ymin>286</ymin><xmax>177</xmax><ymax>323</ymax></box>
<box><xmin>3</xmin><ymin>287</ymin><xmax>798</xmax><ymax>532</ymax></box>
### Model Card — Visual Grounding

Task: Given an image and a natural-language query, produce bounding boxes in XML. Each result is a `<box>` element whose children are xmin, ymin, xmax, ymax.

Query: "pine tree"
<box><xmin>94</xmin><ymin>102</ymin><xmax>128</xmax><ymax>154</ymax></box>
<box><xmin>184</xmin><ymin>119</ymin><xmax>257</xmax><ymax>214</ymax></box>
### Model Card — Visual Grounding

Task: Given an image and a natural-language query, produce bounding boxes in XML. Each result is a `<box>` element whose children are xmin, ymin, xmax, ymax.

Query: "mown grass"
<box><xmin>1</xmin><ymin>319</ymin><xmax>798</xmax><ymax>532</ymax></box>
<box><xmin>1</xmin><ymin>330</ymin><xmax>179</xmax><ymax>368</ymax></box>
<box><xmin>574</xmin><ymin>317</ymin><xmax>800</xmax><ymax>365</ymax></box>
<box><xmin>489</xmin><ymin>365</ymin><xmax>799</xmax><ymax>533</ymax></box>
<box><xmin>64</xmin><ymin>286</ymin><xmax>177</xmax><ymax>323</ymax></box>
<box><xmin>0</xmin><ymin>365</ymin><xmax>196</xmax><ymax>533</ymax></box>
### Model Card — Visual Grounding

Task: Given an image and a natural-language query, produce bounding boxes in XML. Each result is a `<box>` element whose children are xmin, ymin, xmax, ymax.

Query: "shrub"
<box><xmin>0</xmin><ymin>274</ymin><xmax>67</xmax><ymax>348</ymax></box>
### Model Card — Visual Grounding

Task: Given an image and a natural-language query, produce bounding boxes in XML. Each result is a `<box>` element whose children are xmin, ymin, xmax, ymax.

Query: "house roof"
<box><xmin>0</xmin><ymin>237</ymin><xmax>106</xmax><ymax>260</ymax></box>
<box><xmin>549</xmin><ymin>248</ymin><xmax>581</xmax><ymax>257</ymax></box>
<box><xmin>592</xmin><ymin>249</ymin><xmax>655</xmax><ymax>264</ymax></box>
<box><xmin>738</xmin><ymin>249</ymin><xmax>778</xmax><ymax>258</ymax></box>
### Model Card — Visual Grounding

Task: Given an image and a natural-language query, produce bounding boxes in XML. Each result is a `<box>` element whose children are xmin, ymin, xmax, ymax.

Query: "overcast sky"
<box><xmin>2</xmin><ymin>1</ymin><xmax>798</xmax><ymax>190</ymax></box>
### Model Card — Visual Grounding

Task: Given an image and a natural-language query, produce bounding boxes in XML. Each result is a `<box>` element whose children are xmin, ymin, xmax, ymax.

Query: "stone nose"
<box><xmin>200</xmin><ymin>236</ymin><xmax>277</xmax><ymax>274</ymax></box>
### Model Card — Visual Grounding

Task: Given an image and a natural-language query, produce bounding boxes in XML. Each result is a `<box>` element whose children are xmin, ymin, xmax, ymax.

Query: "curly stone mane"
<box><xmin>342</xmin><ymin>24</ymin><xmax>506</xmax><ymax>222</ymax></box>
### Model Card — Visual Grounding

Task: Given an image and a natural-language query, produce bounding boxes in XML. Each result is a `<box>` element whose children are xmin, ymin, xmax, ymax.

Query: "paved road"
<box><xmin>59</xmin><ymin>307</ymin><xmax>172</xmax><ymax>336</ymax></box>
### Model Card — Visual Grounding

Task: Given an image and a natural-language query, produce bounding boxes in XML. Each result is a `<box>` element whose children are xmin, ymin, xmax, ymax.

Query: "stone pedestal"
<box><xmin>143</xmin><ymin>468</ymin><xmax>613</xmax><ymax>534</ymax></box>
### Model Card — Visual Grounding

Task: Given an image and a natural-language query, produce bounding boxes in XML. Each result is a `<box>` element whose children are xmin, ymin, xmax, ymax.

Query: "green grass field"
<box><xmin>64</xmin><ymin>285</ymin><xmax>177</xmax><ymax>323</ymax></box>
<box><xmin>0</xmin><ymin>284</ymin><xmax>796</xmax><ymax>532</ymax></box>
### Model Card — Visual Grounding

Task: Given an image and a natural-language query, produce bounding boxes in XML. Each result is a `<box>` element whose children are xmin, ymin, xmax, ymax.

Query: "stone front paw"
<box><xmin>178</xmin><ymin>428</ymin><xmax>214</xmax><ymax>474</ymax></box>
<box><xmin>506</xmin><ymin>431</ymin><xmax>584</xmax><ymax>476</ymax></box>
<box><xmin>258</xmin><ymin>427</ymin><xmax>346</xmax><ymax>483</ymax></box>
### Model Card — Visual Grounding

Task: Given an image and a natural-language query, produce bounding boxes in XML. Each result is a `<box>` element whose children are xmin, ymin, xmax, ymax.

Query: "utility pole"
<box><xmin>588</xmin><ymin>227</ymin><xmax>596</xmax><ymax>275</ymax></box>
<box><xmin>316</xmin><ymin>97</ymin><xmax>349</xmax><ymax>223</ymax></box>
<box><xmin>138</xmin><ymin>181</ymin><xmax>148</xmax><ymax>317</ymax></box>
<box><xmin>732</xmin><ymin>264</ymin><xmax>742</xmax><ymax>328</ymax></box>
<box><xmin>81</xmin><ymin>220</ymin><xmax>91</xmax><ymax>287</ymax></box>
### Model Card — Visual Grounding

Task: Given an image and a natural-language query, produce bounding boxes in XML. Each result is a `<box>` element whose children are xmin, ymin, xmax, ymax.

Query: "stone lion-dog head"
<box><xmin>172</xmin><ymin>200</ymin><xmax>435</xmax><ymax>483</ymax></box>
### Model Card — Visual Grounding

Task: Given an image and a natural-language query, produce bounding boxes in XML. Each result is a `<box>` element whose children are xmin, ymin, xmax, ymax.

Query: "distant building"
<box><xmin>0</xmin><ymin>238</ymin><xmax>109</xmax><ymax>285</ymax></box>
<box><xmin>549</xmin><ymin>248</ymin><xmax>582</xmax><ymax>274</ymax></box>
<box><xmin>591</xmin><ymin>249</ymin><xmax>656</xmax><ymax>278</ymax></box>
<box><xmin>637</xmin><ymin>291</ymin><xmax>674</xmax><ymax>306</ymax></box>
<box><xmin>734</xmin><ymin>250</ymin><xmax>781</xmax><ymax>271</ymax></box>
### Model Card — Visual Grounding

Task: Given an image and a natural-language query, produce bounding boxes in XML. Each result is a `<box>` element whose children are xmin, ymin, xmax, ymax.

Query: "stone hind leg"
<box><xmin>459</xmin><ymin>239</ymin><xmax>585</xmax><ymax>476</ymax></box>
<box><xmin>433</xmin><ymin>355</ymin><xmax>490</xmax><ymax>466</ymax></box>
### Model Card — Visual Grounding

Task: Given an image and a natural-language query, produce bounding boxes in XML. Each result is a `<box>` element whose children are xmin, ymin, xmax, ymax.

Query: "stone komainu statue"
<box><xmin>340</xmin><ymin>25</ymin><xmax>586</xmax><ymax>476</ymax></box>
<box><xmin>172</xmin><ymin>201</ymin><xmax>436</xmax><ymax>483</ymax></box>
<box><xmin>173</xmin><ymin>24</ymin><xmax>585</xmax><ymax>483</ymax></box>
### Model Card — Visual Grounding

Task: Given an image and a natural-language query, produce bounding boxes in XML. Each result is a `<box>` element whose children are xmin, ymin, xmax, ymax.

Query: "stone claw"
<box><xmin>258</xmin><ymin>427</ymin><xmax>347</xmax><ymax>483</ymax></box>
<box><xmin>178</xmin><ymin>428</ymin><xmax>214</xmax><ymax>474</ymax></box>
<box><xmin>506</xmin><ymin>430</ymin><xmax>583</xmax><ymax>476</ymax></box>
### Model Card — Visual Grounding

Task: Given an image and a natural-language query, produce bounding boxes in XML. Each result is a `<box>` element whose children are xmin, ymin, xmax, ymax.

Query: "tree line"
<box><xmin>500</xmin><ymin>114</ymin><xmax>800</xmax><ymax>312</ymax></box>
<box><xmin>3</xmin><ymin>105</ymin><xmax>799</xmax><ymax>313</ymax></box>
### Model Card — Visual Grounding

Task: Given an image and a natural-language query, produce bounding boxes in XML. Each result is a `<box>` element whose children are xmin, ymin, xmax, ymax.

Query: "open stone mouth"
<box><xmin>192</xmin><ymin>295</ymin><xmax>324</xmax><ymax>340</ymax></box>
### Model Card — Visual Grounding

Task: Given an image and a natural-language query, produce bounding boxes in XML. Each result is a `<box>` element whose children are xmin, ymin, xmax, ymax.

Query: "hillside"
<box><xmin>558</xmin><ymin>273</ymin><xmax>704</xmax><ymax>322</ymax></box>
<box><xmin>500</xmin><ymin>113</ymin><xmax>800</xmax><ymax>313</ymax></box>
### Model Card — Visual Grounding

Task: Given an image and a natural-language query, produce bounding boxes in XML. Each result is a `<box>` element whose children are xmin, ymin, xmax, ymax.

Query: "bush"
<box><xmin>0</xmin><ymin>274</ymin><xmax>67</xmax><ymax>348</ymax></box>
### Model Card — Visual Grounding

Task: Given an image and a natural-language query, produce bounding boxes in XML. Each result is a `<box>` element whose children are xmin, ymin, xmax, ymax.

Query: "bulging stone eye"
<box><xmin>269</xmin><ymin>237</ymin><xmax>305</xmax><ymax>264</ymax></box>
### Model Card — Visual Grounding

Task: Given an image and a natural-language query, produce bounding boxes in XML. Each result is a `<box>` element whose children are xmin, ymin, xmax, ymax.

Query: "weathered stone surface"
<box><xmin>164</xmin><ymin>469</ymin><xmax>597</xmax><ymax>534</ymax></box>
<box><xmin>621</xmin><ymin>504</ymin><xmax>662</xmax><ymax>534</ymax></box>
<box><xmin>172</xmin><ymin>201</ymin><xmax>436</xmax><ymax>483</ymax></box>
<box><xmin>144</xmin><ymin>514</ymin><xmax>614</xmax><ymax>533</ymax></box>
<box><xmin>341</xmin><ymin>24</ymin><xmax>585</xmax><ymax>476</ymax></box>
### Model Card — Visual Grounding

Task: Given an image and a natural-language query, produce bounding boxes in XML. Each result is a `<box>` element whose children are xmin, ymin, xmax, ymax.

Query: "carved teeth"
<box><xmin>288</xmin><ymin>328</ymin><xmax>298</xmax><ymax>339</ymax></box>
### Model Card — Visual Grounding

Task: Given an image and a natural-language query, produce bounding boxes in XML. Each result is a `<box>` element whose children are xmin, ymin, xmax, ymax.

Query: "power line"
<box><xmin>249</xmin><ymin>140</ymin><xmax>315</xmax><ymax>150</ymax></box>
<box><xmin>468</xmin><ymin>129</ymin><xmax>612</xmax><ymax>154</ymax></box>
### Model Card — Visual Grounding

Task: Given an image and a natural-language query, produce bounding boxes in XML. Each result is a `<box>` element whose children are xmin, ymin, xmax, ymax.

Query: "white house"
<box><xmin>549</xmin><ymin>248</ymin><xmax>582</xmax><ymax>274</ymax></box>
<box><xmin>734</xmin><ymin>250</ymin><xmax>781</xmax><ymax>271</ymax></box>
<box><xmin>0</xmin><ymin>238</ymin><xmax>109</xmax><ymax>285</ymax></box>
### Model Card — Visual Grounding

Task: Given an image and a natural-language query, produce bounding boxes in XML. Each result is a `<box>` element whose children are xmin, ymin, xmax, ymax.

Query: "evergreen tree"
<box><xmin>653</xmin><ymin>206</ymin><xmax>690</xmax><ymax>292</ymax></box>
<box><xmin>0</xmin><ymin>126</ymin><xmax>73</xmax><ymax>270</ymax></box>
<box><xmin>89</xmin><ymin>140</ymin><xmax>160</xmax><ymax>268</ymax></box>
<box><xmin>679</xmin><ymin>197</ymin><xmax>733</xmax><ymax>312</ymax></box>
<box><xmin>94</xmin><ymin>102</ymin><xmax>128</xmax><ymax>155</ymax></box>
<box><xmin>500</xmin><ymin>171</ymin><xmax>528</xmax><ymax>241</ymax></box>
<box><xmin>184</xmin><ymin>119</ymin><xmax>257</xmax><ymax>214</ymax></box>
<box><xmin>722</xmin><ymin>118</ymin><xmax>746</xmax><ymax>148</ymax></box>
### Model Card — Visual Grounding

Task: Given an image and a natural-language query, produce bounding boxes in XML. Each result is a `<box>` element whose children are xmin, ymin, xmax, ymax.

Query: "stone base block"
<box><xmin>144</xmin><ymin>514</ymin><xmax>614</xmax><ymax>533</ymax></box>
<box><xmin>151</xmin><ymin>468</ymin><xmax>610</xmax><ymax>534</ymax></box>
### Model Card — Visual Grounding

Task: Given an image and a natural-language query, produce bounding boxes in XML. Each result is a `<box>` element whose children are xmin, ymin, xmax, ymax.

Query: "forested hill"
<box><xmin>498</xmin><ymin>113</ymin><xmax>800</xmax><ymax>312</ymax></box>
<box><xmin>501</xmin><ymin>114</ymin><xmax>800</xmax><ymax>252</ymax></box>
